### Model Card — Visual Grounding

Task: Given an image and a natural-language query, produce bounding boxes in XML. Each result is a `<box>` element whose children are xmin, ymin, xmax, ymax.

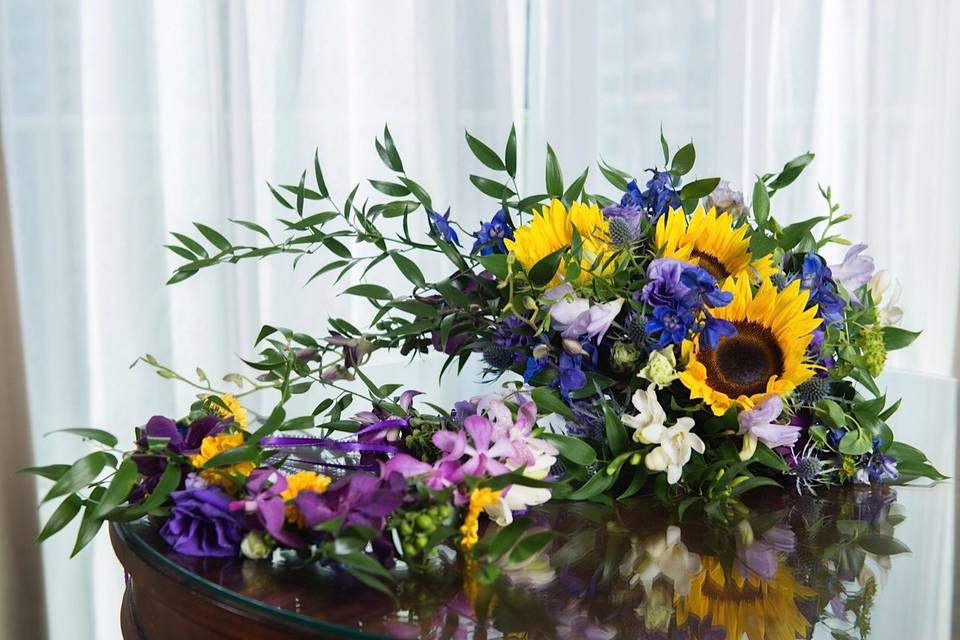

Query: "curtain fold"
<box><xmin>0</xmin><ymin>131</ymin><xmax>47</xmax><ymax>638</ymax></box>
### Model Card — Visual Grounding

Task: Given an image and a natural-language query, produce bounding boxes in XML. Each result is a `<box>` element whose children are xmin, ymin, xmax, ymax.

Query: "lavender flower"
<box><xmin>160</xmin><ymin>487</ymin><xmax>244</xmax><ymax>557</ymax></box>
<box><xmin>705</xmin><ymin>180</ymin><xmax>748</xmax><ymax>220</ymax></box>
<box><xmin>830</xmin><ymin>243</ymin><xmax>875</xmax><ymax>294</ymax></box>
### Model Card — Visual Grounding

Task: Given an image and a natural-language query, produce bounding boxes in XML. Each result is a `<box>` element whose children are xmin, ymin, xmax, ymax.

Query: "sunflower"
<box><xmin>504</xmin><ymin>199</ymin><xmax>615</xmax><ymax>286</ymax></box>
<box><xmin>680</xmin><ymin>277</ymin><xmax>820</xmax><ymax>416</ymax></box>
<box><xmin>655</xmin><ymin>206</ymin><xmax>776</xmax><ymax>282</ymax></box>
<box><xmin>677</xmin><ymin>556</ymin><xmax>815</xmax><ymax>640</ymax></box>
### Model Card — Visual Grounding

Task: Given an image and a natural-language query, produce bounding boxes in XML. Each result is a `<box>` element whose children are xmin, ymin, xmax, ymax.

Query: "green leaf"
<box><xmin>530</xmin><ymin>388</ymin><xmax>576</xmax><ymax>421</ymax></box>
<box><xmin>778</xmin><ymin>216</ymin><xmax>827</xmax><ymax>251</ymax></box>
<box><xmin>839</xmin><ymin>429</ymin><xmax>873</xmax><ymax>455</ymax></box>
<box><xmin>562</xmin><ymin>168</ymin><xmax>589</xmax><ymax>204</ymax></box>
<box><xmin>567</xmin><ymin>471</ymin><xmax>615</xmax><ymax>501</ymax></box>
<box><xmin>508</xmin><ymin>530</ymin><xmax>557</xmax><ymax>564</ymax></box>
<box><xmin>295</xmin><ymin>170</ymin><xmax>306</xmax><ymax>216</ymax></box>
<box><xmin>528</xmin><ymin>247</ymin><xmax>566</xmax><ymax>287</ymax></box>
<box><xmin>505</xmin><ymin>124</ymin><xmax>517</xmax><ymax>178</ymax></box>
<box><xmin>314</xmin><ymin>149</ymin><xmax>329</xmax><ymax>198</ymax></box>
<box><xmin>752</xmin><ymin>177</ymin><xmax>770</xmax><ymax>228</ymax></box>
<box><xmin>230</xmin><ymin>219</ymin><xmax>272</xmax><ymax>241</ymax></box>
<box><xmin>71</xmin><ymin>502</ymin><xmax>105</xmax><ymax>557</ymax></box>
<box><xmin>368</xmin><ymin>179</ymin><xmax>410</xmax><ymax>197</ymax></box>
<box><xmin>857</xmin><ymin>533</ymin><xmax>910</xmax><ymax>556</ymax></box>
<box><xmin>267</xmin><ymin>181</ymin><xmax>295</xmax><ymax>210</ymax></box>
<box><xmin>545</xmin><ymin>144</ymin><xmax>564</xmax><ymax>198</ymax></box>
<box><xmin>46</xmin><ymin>428</ymin><xmax>118</xmax><ymax>448</ymax></box>
<box><xmin>487</xmin><ymin>517</ymin><xmax>531</xmax><ymax>561</ymax></box>
<box><xmin>37</xmin><ymin>494</ymin><xmax>83</xmax><ymax>542</ymax></box>
<box><xmin>602</xmin><ymin>404</ymin><xmax>629</xmax><ymax>456</ymax></box>
<box><xmin>730</xmin><ymin>475</ymin><xmax>781</xmax><ymax>496</ymax></box>
<box><xmin>203</xmin><ymin>445</ymin><xmax>259</xmax><ymax>469</ymax></box>
<box><xmin>93</xmin><ymin>459</ymin><xmax>138</xmax><ymax>518</ymax></box>
<box><xmin>749</xmin><ymin>232</ymin><xmax>777</xmax><ymax>258</ymax></box>
<box><xmin>194</xmin><ymin>223</ymin><xmax>232</xmax><ymax>252</ymax></box>
<box><xmin>475</xmin><ymin>254</ymin><xmax>508</xmax><ymax>280</ymax></box>
<box><xmin>171</xmin><ymin>232</ymin><xmax>207</xmax><ymax>258</ymax></box>
<box><xmin>19</xmin><ymin>463</ymin><xmax>71</xmax><ymax>481</ymax></box>
<box><xmin>597</xmin><ymin>159</ymin><xmax>629</xmax><ymax>191</ymax></box>
<box><xmin>343</xmin><ymin>284</ymin><xmax>392</xmax><ymax>301</ymax></box>
<box><xmin>43</xmin><ymin>452</ymin><xmax>112</xmax><ymax>503</ymax></box>
<box><xmin>882</xmin><ymin>327</ymin><xmax>920</xmax><ymax>351</ymax></box>
<box><xmin>469</xmin><ymin>175</ymin><xmax>513</xmax><ymax>199</ymax></box>
<box><xmin>390</xmin><ymin>253</ymin><xmax>426</xmax><ymax>288</ymax></box>
<box><xmin>382</xmin><ymin>125</ymin><xmax>404</xmax><ymax>173</ymax></box>
<box><xmin>540</xmin><ymin>433</ymin><xmax>597</xmax><ymax>466</ymax></box>
<box><xmin>753</xmin><ymin>442</ymin><xmax>789</xmax><ymax>472</ymax></box>
<box><xmin>126</xmin><ymin>464</ymin><xmax>182</xmax><ymax>517</ymax></box>
<box><xmin>679</xmin><ymin>177</ymin><xmax>720</xmax><ymax>200</ymax></box>
<box><xmin>769</xmin><ymin>152</ymin><xmax>815</xmax><ymax>190</ymax></box>
<box><xmin>670</xmin><ymin>143</ymin><xmax>695</xmax><ymax>176</ymax></box>
<box><xmin>465</xmin><ymin>131</ymin><xmax>505</xmax><ymax>171</ymax></box>
<box><xmin>397</xmin><ymin>177</ymin><xmax>432</xmax><ymax>211</ymax></box>
<box><xmin>816</xmin><ymin>398</ymin><xmax>847</xmax><ymax>430</ymax></box>
<box><xmin>660</xmin><ymin>125</ymin><xmax>669</xmax><ymax>166</ymax></box>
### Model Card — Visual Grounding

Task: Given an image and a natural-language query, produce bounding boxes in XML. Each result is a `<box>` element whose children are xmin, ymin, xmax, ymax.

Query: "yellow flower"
<box><xmin>280</xmin><ymin>471</ymin><xmax>331</xmax><ymax>526</ymax></box>
<box><xmin>190</xmin><ymin>432</ymin><xmax>254</xmax><ymax>491</ymax></box>
<box><xmin>677</xmin><ymin>556</ymin><xmax>815</xmax><ymax>640</ymax></box>
<box><xmin>459</xmin><ymin>487</ymin><xmax>502</xmax><ymax>551</ymax></box>
<box><xmin>680</xmin><ymin>277</ymin><xmax>821</xmax><ymax>416</ymax></box>
<box><xmin>208</xmin><ymin>394</ymin><xmax>249</xmax><ymax>430</ymax></box>
<box><xmin>655</xmin><ymin>206</ymin><xmax>776</xmax><ymax>282</ymax></box>
<box><xmin>504</xmin><ymin>199</ymin><xmax>615</xmax><ymax>286</ymax></box>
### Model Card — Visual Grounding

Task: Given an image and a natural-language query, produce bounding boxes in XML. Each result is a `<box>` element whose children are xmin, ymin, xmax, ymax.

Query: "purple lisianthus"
<box><xmin>471</xmin><ymin>208</ymin><xmax>514</xmax><ymax>255</ymax></box>
<box><xmin>160</xmin><ymin>487</ymin><xmax>244</xmax><ymax>557</ymax></box>
<box><xmin>130</xmin><ymin>414</ymin><xmax>223</xmax><ymax>504</ymax></box>
<box><xmin>640</xmin><ymin>259</ymin><xmax>690</xmax><ymax>307</ymax></box>
<box><xmin>427</xmin><ymin>207</ymin><xmax>460</xmax><ymax>246</ymax></box>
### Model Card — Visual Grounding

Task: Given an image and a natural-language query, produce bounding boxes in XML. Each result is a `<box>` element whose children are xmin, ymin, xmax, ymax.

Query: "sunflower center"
<box><xmin>700</xmin><ymin>321</ymin><xmax>784</xmax><ymax>398</ymax></box>
<box><xmin>690</xmin><ymin>249</ymin><xmax>730</xmax><ymax>280</ymax></box>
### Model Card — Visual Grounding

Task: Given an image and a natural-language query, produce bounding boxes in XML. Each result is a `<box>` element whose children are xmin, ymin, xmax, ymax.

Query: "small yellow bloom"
<box><xmin>208</xmin><ymin>394</ymin><xmax>249</xmax><ymax>430</ymax></box>
<box><xmin>190</xmin><ymin>432</ymin><xmax>254</xmax><ymax>491</ymax></box>
<box><xmin>459</xmin><ymin>487</ymin><xmax>502</xmax><ymax>551</ymax></box>
<box><xmin>280</xmin><ymin>471</ymin><xmax>332</xmax><ymax>526</ymax></box>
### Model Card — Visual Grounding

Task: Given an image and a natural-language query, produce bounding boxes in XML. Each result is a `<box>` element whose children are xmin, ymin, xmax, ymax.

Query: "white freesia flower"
<box><xmin>622</xmin><ymin>384</ymin><xmax>668</xmax><ymax>442</ymax></box>
<box><xmin>867</xmin><ymin>270</ymin><xmax>904</xmax><ymax>327</ymax></box>
<box><xmin>620</xmin><ymin>525</ymin><xmax>701</xmax><ymax>596</ymax></box>
<box><xmin>643</xmin><ymin>417</ymin><xmax>705</xmax><ymax>484</ymax></box>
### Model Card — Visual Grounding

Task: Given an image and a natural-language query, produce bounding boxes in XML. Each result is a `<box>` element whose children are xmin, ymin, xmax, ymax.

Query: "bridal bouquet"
<box><xmin>26</xmin><ymin>126</ymin><xmax>943</xmax><ymax>586</ymax></box>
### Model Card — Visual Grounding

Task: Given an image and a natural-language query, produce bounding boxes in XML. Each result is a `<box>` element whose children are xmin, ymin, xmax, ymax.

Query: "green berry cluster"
<box><xmin>393</xmin><ymin>504</ymin><xmax>453</xmax><ymax>559</ymax></box>
<box><xmin>858</xmin><ymin>324</ymin><xmax>887</xmax><ymax>377</ymax></box>
<box><xmin>404</xmin><ymin>422</ymin><xmax>443</xmax><ymax>462</ymax></box>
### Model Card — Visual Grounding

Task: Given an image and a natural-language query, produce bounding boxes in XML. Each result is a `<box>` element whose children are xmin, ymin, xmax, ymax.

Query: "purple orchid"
<box><xmin>130</xmin><ymin>414</ymin><xmax>224</xmax><ymax>503</ymax></box>
<box><xmin>546</xmin><ymin>284</ymin><xmax>624</xmax><ymax>344</ymax></box>
<box><xmin>229</xmin><ymin>468</ymin><xmax>303</xmax><ymax>549</ymax></box>
<box><xmin>295</xmin><ymin>472</ymin><xmax>405</xmax><ymax>531</ymax></box>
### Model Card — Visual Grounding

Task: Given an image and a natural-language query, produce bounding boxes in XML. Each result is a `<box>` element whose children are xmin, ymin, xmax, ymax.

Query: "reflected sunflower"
<box><xmin>504</xmin><ymin>199</ymin><xmax>615</xmax><ymax>286</ymax></box>
<box><xmin>677</xmin><ymin>556</ymin><xmax>815</xmax><ymax>640</ymax></box>
<box><xmin>655</xmin><ymin>206</ymin><xmax>776</xmax><ymax>282</ymax></box>
<box><xmin>680</xmin><ymin>277</ymin><xmax>820</xmax><ymax>415</ymax></box>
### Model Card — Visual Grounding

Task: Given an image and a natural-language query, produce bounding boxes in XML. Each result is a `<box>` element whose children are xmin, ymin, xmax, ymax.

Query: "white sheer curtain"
<box><xmin>2</xmin><ymin>1</ymin><xmax>959</xmax><ymax>639</ymax></box>
<box><xmin>1</xmin><ymin>2</ymin><xmax>523</xmax><ymax>638</ymax></box>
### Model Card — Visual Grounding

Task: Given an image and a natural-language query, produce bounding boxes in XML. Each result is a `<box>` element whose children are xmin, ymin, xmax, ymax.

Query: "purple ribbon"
<box><xmin>260</xmin><ymin>435</ymin><xmax>399</xmax><ymax>454</ymax></box>
<box><xmin>353</xmin><ymin>417</ymin><xmax>410</xmax><ymax>437</ymax></box>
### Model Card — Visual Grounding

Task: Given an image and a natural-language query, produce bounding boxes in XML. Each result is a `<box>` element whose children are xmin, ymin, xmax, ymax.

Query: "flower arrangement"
<box><xmin>26</xmin><ymin>126</ymin><xmax>943</xmax><ymax>590</ymax></box>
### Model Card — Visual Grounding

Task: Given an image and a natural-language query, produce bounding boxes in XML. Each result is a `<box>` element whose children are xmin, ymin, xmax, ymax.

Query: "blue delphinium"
<box><xmin>427</xmin><ymin>207</ymin><xmax>460</xmax><ymax>246</ymax></box>
<box><xmin>471</xmin><ymin>208</ymin><xmax>514</xmax><ymax>255</ymax></box>
<box><xmin>799</xmin><ymin>254</ymin><xmax>845</xmax><ymax>324</ymax></box>
<box><xmin>645</xmin><ymin>304</ymin><xmax>696</xmax><ymax>349</ymax></box>
<box><xmin>619</xmin><ymin>169</ymin><xmax>682</xmax><ymax>220</ymax></box>
<box><xmin>680</xmin><ymin>266</ymin><xmax>733</xmax><ymax>308</ymax></box>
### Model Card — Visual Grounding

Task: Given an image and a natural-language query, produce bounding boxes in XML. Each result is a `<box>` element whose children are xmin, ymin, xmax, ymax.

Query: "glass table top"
<box><xmin>118</xmin><ymin>371</ymin><xmax>958</xmax><ymax>639</ymax></box>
